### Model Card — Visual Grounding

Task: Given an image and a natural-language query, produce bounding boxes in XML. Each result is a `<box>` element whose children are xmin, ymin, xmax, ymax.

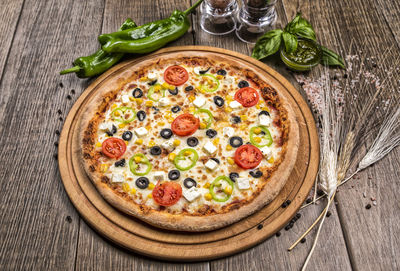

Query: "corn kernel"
<box><xmin>253</xmin><ymin>127</ymin><xmax>262</xmax><ymax>134</ymax></box>
<box><xmin>204</xmin><ymin>193</ymin><xmax>212</xmax><ymax>201</ymax></box>
<box><xmin>129</xmin><ymin>96</ymin><xmax>135</xmax><ymax>102</ymax></box>
<box><xmin>114</xmin><ymin>111</ymin><xmax>121</xmax><ymax>117</ymax></box>
<box><xmin>268</xmin><ymin>157</ymin><xmax>275</xmax><ymax>163</ymax></box>
<box><xmin>262</xmin><ymin>106</ymin><xmax>270</xmax><ymax>112</ymax></box>
<box><xmin>136</xmin><ymin>98</ymin><xmax>143</xmax><ymax>105</ymax></box>
<box><xmin>135</xmin><ymin>138</ymin><xmax>143</xmax><ymax>145</ymax></box>
<box><xmin>189</xmin><ymin>106</ymin><xmax>196</xmax><ymax>113</ymax></box>
<box><xmin>100</xmin><ymin>164</ymin><xmax>109</xmax><ymax>173</ymax></box>
<box><xmin>226</xmin><ymin>145</ymin><xmax>233</xmax><ymax>151</ymax></box>
<box><xmin>111</xmin><ymin>104</ymin><xmax>118</xmax><ymax>109</ymax></box>
<box><xmin>131</xmin><ymin>188</ymin><xmax>136</xmax><ymax>194</ymax></box>
<box><xmin>240</xmin><ymin>115</ymin><xmax>248</xmax><ymax>121</ymax></box>
<box><xmin>148</xmin><ymin>183</ymin><xmax>155</xmax><ymax>190</ymax></box>
<box><xmin>227</xmin><ymin>158</ymin><xmax>235</xmax><ymax>165</ymax></box>
<box><xmin>240</xmin><ymin>124</ymin><xmax>247</xmax><ymax>130</ymax></box>
<box><xmin>134</xmin><ymin>156</ymin><xmax>142</xmax><ymax>163</ymax></box>
<box><xmin>158</xmin><ymin>121</ymin><xmax>165</xmax><ymax>126</ymax></box>
<box><xmin>213</xmin><ymin>138</ymin><xmax>220</xmax><ymax>145</ymax></box>
<box><xmin>167</xmin><ymin>117</ymin><xmax>174</xmax><ymax>123</ymax></box>
<box><xmin>188</xmin><ymin>96</ymin><xmax>195</xmax><ymax>102</ymax></box>
<box><xmin>96</xmin><ymin>142</ymin><xmax>102</xmax><ymax>147</ymax></box>
<box><xmin>225</xmin><ymin>95</ymin><xmax>233</xmax><ymax>101</ymax></box>
<box><xmin>146</xmin><ymin>125</ymin><xmax>151</xmax><ymax>130</ymax></box>
<box><xmin>145</xmin><ymin>100</ymin><xmax>153</xmax><ymax>107</ymax></box>
<box><xmin>122</xmin><ymin>183</ymin><xmax>130</xmax><ymax>193</ymax></box>
<box><xmin>173</xmin><ymin>139</ymin><xmax>181</xmax><ymax>146</ymax></box>
<box><xmin>147</xmin><ymin>193</ymin><xmax>153</xmax><ymax>198</ymax></box>
<box><xmin>216</xmin><ymin>75</ymin><xmax>224</xmax><ymax>80</ymax></box>
<box><xmin>154</xmin><ymin>85</ymin><xmax>162</xmax><ymax>92</ymax></box>
<box><xmin>148</xmin><ymin>140</ymin><xmax>156</xmax><ymax>147</ymax></box>
<box><xmin>168</xmin><ymin>153</ymin><xmax>176</xmax><ymax>161</ymax></box>
<box><xmin>225</xmin><ymin>107</ymin><xmax>232</xmax><ymax>113</ymax></box>
<box><xmin>162</xmin><ymin>82</ymin><xmax>170</xmax><ymax>89</ymax></box>
<box><xmin>139</xmin><ymin>76</ymin><xmax>148</xmax><ymax>81</ymax></box>
<box><xmin>254</xmin><ymin>137</ymin><xmax>261</xmax><ymax>143</ymax></box>
<box><xmin>199</xmin><ymin>122</ymin><xmax>207</xmax><ymax>129</ymax></box>
<box><xmin>118</xmin><ymin>123</ymin><xmax>126</xmax><ymax>129</ymax></box>
<box><xmin>184</xmin><ymin>150</ymin><xmax>192</xmax><ymax>156</ymax></box>
<box><xmin>165</xmin><ymin>112</ymin><xmax>172</xmax><ymax>118</ymax></box>
<box><xmin>256</xmin><ymin>104</ymin><xmax>261</xmax><ymax>109</ymax></box>
<box><xmin>224</xmin><ymin>186</ymin><xmax>233</xmax><ymax>195</ymax></box>
<box><xmin>203</xmin><ymin>183</ymin><xmax>211</xmax><ymax>188</ymax></box>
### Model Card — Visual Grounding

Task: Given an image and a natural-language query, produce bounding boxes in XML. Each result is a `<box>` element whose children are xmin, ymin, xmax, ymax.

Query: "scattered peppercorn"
<box><xmin>285</xmin><ymin>225</ymin><xmax>292</xmax><ymax>231</ymax></box>
<box><xmin>55</xmin><ymin>130</ymin><xmax>60</xmax><ymax>135</ymax></box>
<box><xmin>317</xmin><ymin>189</ymin><xmax>324</xmax><ymax>196</ymax></box>
<box><xmin>59</xmin><ymin>82</ymin><xmax>64</xmax><ymax>88</ymax></box>
<box><xmin>365</xmin><ymin>204</ymin><xmax>372</xmax><ymax>209</ymax></box>
<box><xmin>285</xmin><ymin>199</ymin><xmax>291</xmax><ymax>206</ymax></box>
<box><xmin>306</xmin><ymin>198</ymin><xmax>312</xmax><ymax>204</ymax></box>
<box><xmin>281</xmin><ymin>202</ymin><xmax>288</xmax><ymax>208</ymax></box>
<box><xmin>275</xmin><ymin>231</ymin><xmax>281</xmax><ymax>237</ymax></box>
<box><xmin>326</xmin><ymin>211</ymin><xmax>332</xmax><ymax>217</ymax></box>
<box><xmin>53</xmin><ymin>154</ymin><xmax>58</xmax><ymax>160</ymax></box>
<box><xmin>57</xmin><ymin>109</ymin><xmax>62</xmax><ymax>114</ymax></box>
<box><xmin>67</xmin><ymin>95</ymin><xmax>72</xmax><ymax>100</ymax></box>
<box><xmin>257</xmin><ymin>224</ymin><xmax>263</xmax><ymax>230</ymax></box>
<box><xmin>343</xmin><ymin>73</ymin><xmax>348</xmax><ymax>79</ymax></box>
<box><xmin>54</xmin><ymin>142</ymin><xmax>58</xmax><ymax>147</ymax></box>
<box><xmin>59</xmin><ymin>117</ymin><xmax>63</xmax><ymax>121</ymax></box>
<box><xmin>296</xmin><ymin>213</ymin><xmax>301</xmax><ymax>219</ymax></box>
<box><xmin>300</xmin><ymin>238</ymin><xmax>306</xmax><ymax>243</ymax></box>
<box><xmin>71</xmin><ymin>89</ymin><xmax>75</xmax><ymax>95</ymax></box>
<box><xmin>66</xmin><ymin>216</ymin><xmax>72</xmax><ymax>223</ymax></box>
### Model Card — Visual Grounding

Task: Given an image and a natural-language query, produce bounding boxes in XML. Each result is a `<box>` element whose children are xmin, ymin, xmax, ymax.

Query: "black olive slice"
<box><xmin>148</xmin><ymin>79</ymin><xmax>157</xmax><ymax>86</ymax></box>
<box><xmin>168</xmin><ymin>87</ymin><xmax>178</xmax><ymax>95</ymax></box>
<box><xmin>206</xmin><ymin>129</ymin><xmax>217</xmax><ymax>138</ymax></box>
<box><xmin>229</xmin><ymin>136</ymin><xmax>243</xmax><ymax>148</ymax></box>
<box><xmin>115</xmin><ymin>159</ymin><xmax>125</xmax><ymax>167</ymax></box>
<box><xmin>137</xmin><ymin>110</ymin><xmax>146</xmax><ymax>121</ymax></box>
<box><xmin>238</xmin><ymin>80</ymin><xmax>249</xmax><ymax>88</ymax></box>
<box><xmin>135</xmin><ymin>177</ymin><xmax>149</xmax><ymax>189</ymax></box>
<box><xmin>231</xmin><ymin>116</ymin><xmax>241</xmax><ymax>124</ymax></box>
<box><xmin>217</xmin><ymin>69</ymin><xmax>227</xmax><ymax>76</ymax></box>
<box><xmin>199</xmin><ymin>67</ymin><xmax>210</xmax><ymax>74</ymax></box>
<box><xmin>210</xmin><ymin>158</ymin><xmax>220</xmax><ymax>164</ymax></box>
<box><xmin>122</xmin><ymin>131</ymin><xmax>133</xmax><ymax>141</ymax></box>
<box><xmin>183</xmin><ymin>178</ymin><xmax>197</xmax><ymax>189</ymax></box>
<box><xmin>171</xmin><ymin>106</ymin><xmax>181</xmax><ymax>113</ymax></box>
<box><xmin>259</xmin><ymin>110</ymin><xmax>270</xmax><ymax>117</ymax></box>
<box><xmin>132</xmin><ymin>88</ymin><xmax>143</xmax><ymax>98</ymax></box>
<box><xmin>229</xmin><ymin>172</ymin><xmax>239</xmax><ymax>182</ymax></box>
<box><xmin>150</xmin><ymin>146</ymin><xmax>162</xmax><ymax>156</ymax></box>
<box><xmin>168</xmin><ymin>170</ymin><xmax>180</xmax><ymax>181</ymax></box>
<box><xmin>185</xmin><ymin>85</ymin><xmax>194</xmax><ymax>91</ymax></box>
<box><xmin>213</xmin><ymin>96</ymin><xmax>224</xmax><ymax>107</ymax></box>
<box><xmin>187</xmin><ymin>137</ymin><xmax>199</xmax><ymax>147</ymax></box>
<box><xmin>106</xmin><ymin>124</ymin><xmax>117</xmax><ymax>136</ymax></box>
<box><xmin>250</xmin><ymin>170</ymin><xmax>263</xmax><ymax>178</ymax></box>
<box><xmin>160</xmin><ymin>128</ymin><xmax>173</xmax><ymax>139</ymax></box>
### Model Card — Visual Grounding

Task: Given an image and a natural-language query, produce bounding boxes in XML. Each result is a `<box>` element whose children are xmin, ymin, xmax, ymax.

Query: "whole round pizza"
<box><xmin>80</xmin><ymin>52</ymin><xmax>299</xmax><ymax>232</ymax></box>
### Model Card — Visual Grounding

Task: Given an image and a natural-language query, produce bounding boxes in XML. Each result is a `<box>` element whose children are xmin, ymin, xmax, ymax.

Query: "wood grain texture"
<box><xmin>0</xmin><ymin>0</ymin><xmax>105</xmax><ymax>270</ymax></box>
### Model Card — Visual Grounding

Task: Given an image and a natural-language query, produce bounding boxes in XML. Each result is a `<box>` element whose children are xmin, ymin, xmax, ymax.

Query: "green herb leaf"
<box><xmin>252</xmin><ymin>29</ymin><xmax>283</xmax><ymax>60</ymax></box>
<box><xmin>321</xmin><ymin>46</ymin><xmax>345</xmax><ymax>69</ymax></box>
<box><xmin>285</xmin><ymin>13</ymin><xmax>316</xmax><ymax>41</ymax></box>
<box><xmin>282</xmin><ymin>32</ymin><xmax>298</xmax><ymax>54</ymax></box>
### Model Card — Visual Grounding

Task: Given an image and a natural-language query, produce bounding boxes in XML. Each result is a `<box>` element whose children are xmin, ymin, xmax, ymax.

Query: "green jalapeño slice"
<box><xmin>250</xmin><ymin>126</ymin><xmax>273</xmax><ymax>148</ymax></box>
<box><xmin>194</xmin><ymin>108</ymin><xmax>213</xmax><ymax>129</ymax></box>
<box><xmin>129</xmin><ymin>153</ymin><xmax>152</xmax><ymax>176</ymax></box>
<box><xmin>174</xmin><ymin>148</ymin><xmax>199</xmax><ymax>171</ymax></box>
<box><xmin>198</xmin><ymin>74</ymin><xmax>219</xmax><ymax>93</ymax></box>
<box><xmin>111</xmin><ymin>106</ymin><xmax>136</xmax><ymax>123</ymax></box>
<box><xmin>210</xmin><ymin>176</ymin><xmax>234</xmax><ymax>202</ymax></box>
<box><xmin>280</xmin><ymin>38</ymin><xmax>322</xmax><ymax>71</ymax></box>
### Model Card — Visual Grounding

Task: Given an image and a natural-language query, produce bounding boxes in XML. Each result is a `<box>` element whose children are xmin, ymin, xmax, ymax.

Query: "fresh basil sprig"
<box><xmin>252</xmin><ymin>13</ymin><xmax>345</xmax><ymax>69</ymax></box>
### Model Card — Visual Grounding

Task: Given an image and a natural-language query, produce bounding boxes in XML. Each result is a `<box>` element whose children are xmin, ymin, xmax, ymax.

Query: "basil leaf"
<box><xmin>285</xmin><ymin>13</ymin><xmax>301</xmax><ymax>33</ymax></box>
<box><xmin>252</xmin><ymin>30</ymin><xmax>283</xmax><ymax>60</ymax></box>
<box><xmin>321</xmin><ymin>46</ymin><xmax>345</xmax><ymax>69</ymax></box>
<box><xmin>293</xmin><ymin>26</ymin><xmax>316</xmax><ymax>41</ymax></box>
<box><xmin>282</xmin><ymin>32</ymin><xmax>298</xmax><ymax>54</ymax></box>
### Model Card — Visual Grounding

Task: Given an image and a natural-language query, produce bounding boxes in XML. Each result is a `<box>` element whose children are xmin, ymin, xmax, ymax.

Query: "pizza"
<box><xmin>80</xmin><ymin>52</ymin><xmax>299</xmax><ymax>232</ymax></box>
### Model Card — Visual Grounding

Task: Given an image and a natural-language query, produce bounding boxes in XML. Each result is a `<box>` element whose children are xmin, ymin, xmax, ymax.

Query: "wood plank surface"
<box><xmin>0</xmin><ymin>0</ymin><xmax>105</xmax><ymax>270</ymax></box>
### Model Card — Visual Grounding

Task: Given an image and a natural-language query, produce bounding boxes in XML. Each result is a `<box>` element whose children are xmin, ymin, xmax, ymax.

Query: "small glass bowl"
<box><xmin>280</xmin><ymin>39</ymin><xmax>322</xmax><ymax>71</ymax></box>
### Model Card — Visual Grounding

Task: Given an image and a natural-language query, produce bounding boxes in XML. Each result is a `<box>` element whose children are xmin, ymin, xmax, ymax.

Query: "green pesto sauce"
<box><xmin>286</xmin><ymin>39</ymin><xmax>319</xmax><ymax>65</ymax></box>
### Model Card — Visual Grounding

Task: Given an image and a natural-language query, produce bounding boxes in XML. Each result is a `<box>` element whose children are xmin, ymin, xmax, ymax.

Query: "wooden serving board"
<box><xmin>58</xmin><ymin>46</ymin><xmax>319</xmax><ymax>261</ymax></box>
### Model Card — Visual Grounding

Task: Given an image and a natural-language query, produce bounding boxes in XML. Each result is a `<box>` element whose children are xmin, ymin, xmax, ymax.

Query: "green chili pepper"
<box><xmin>129</xmin><ymin>153</ymin><xmax>152</xmax><ymax>176</ymax></box>
<box><xmin>174</xmin><ymin>148</ymin><xmax>199</xmax><ymax>171</ymax></box>
<box><xmin>250</xmin><ymin>126</ymin><xmax>273</xmax><ymax>147</ymax></box>
<box><xmin>194</xmin><ymin>108</ymin><xmax>213</xmax><ymax>129</ymax></box>
<box><xmin>210</xmin><ymin>176</ymin><xmax>234</xmax><ymax>202</ymax></box>
<box><xmin>60</xmin><ymin>18</ymin><xmax>138</xmax><ymax>78</ymax></box>
<box><xmin>98</xmin><ymin>0</ymin><xmax>204</xmax><ymax>54</ymax></box>
<box><xmin>147</xmin><ymin>84</ymin><xmax>166</xmax><ymax>102</ymax></box>
<box><xmin>198</xmin><ymin>74</ymin><xmax>220</xmax><ymax>93</ymax></box>
<box><xmin>111</xmin><ymin>107</ymin><xmax>136</xmax><ymax>123</ymax></box>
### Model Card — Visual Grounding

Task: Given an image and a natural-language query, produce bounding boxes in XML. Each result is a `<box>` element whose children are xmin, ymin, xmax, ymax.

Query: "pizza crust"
<box><xmin>80</xmin><ymin>52</ymin><xmax>299</xmax><ymax>232</ymax></box>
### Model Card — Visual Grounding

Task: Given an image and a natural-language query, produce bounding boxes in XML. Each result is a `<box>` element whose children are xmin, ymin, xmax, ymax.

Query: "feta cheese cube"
<box><xmin>112</xmin><ymin>173</ymin><xmax>124</xmax><ymax>183</ymax></box>
<box><xmin>193</xmin><ymin>96</ymin><xmax>206</xmax><ymax>108</ymax></box>
<box><xmin>158</xmin><ymin>97</ymin><xmax>169</xmax><ymax>107</ymax></box>
<box><xmin>161</xmin><ymin>140</ymin><xmax>175</xmax><ymax>152</ymax></box>
<box><xmin>260</xmin><ymin>147</ymin><xmax>272</xmax><ymax>159</ymax></box>
<box><xmin>259</xmin><ymin>114</ymin><xmax>271</xmax><ymax>126</ymax></box>
<box><xmin>205</xmin><ymin>159</ymin><xmax>218</xmax><ymax>171</ymax></box>
<box><xmin>203</xmin><ymin>141</ymin><xmax>217</xmax><ymax>155</ymax></box>
<box><xmin>121</xmin><ymin>94</ymin><xmax>130</xmax><ymax>104</ymax></box>
<box><xmin>183</xmin><ymin>187</ymin><xmax>201</xmax><ymax>202</ymax></box>
<box><xmin>229</xmin><ymin>100</ymin><xmax>242</xmax><ymax>109</ymax></box>
<box><xmin>154</xmin><ymin>171</ymin><xmax>165</xmax><ymax>181</ymax></box>
<box><xmin>223</xmin><ymin>127</ymin><xmax>234</xmax><ymax>137</ymax></box>
<box><xmin>147</xmin><ymin>72</ymin><xmax>157</xmax><ymax>80</ymax></box>
<box><xmin>237</xmin><ymin>177</ymin><xmax>250</xmax><ymax>190</ymax></box>
<box><xmin>99</xmin><ymin>122</ymin><xmax>114</xmax><ymax>133</ymax></box>
<box><xmin>193</xmin><ymin>67</ymin><xmax>202</xmax><ymax>75</ymax></box>
<box><xmin>134</xmin><ymin>127</ymin><xmax>148</xmax><ymax>137</ymax></box>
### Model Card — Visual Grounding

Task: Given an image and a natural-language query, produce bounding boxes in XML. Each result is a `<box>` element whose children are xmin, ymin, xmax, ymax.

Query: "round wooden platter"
<box><xmin>58</xmin><ymin>46</ymin><xmax>319</xmax><ymax>261</ymax></box>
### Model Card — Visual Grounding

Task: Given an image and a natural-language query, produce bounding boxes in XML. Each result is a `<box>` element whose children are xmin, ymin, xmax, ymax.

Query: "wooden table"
<box><xmin>0</xmin><ymin>0</ymin><xmax>399</xmax><ymax>270</ymax></box>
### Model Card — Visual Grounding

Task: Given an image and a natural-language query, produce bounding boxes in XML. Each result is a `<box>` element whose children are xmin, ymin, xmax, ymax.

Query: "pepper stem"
<box><xmin>183</xmin><ymin>0</ymin><xmax>204</xmax><ymax>16</ymax></box>
<box><xmin>60</xmin><ymin>66</ymin><xmax>81</xmax><ymax>75</ymax></box>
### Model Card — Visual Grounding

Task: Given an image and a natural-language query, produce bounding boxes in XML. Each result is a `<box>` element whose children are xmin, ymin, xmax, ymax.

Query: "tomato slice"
<box><xmin>234</xmin><ymin>87</ymin><xmax>260</xmax><ymax>107</ymax></box>
<box><xmin>102</xmin><ymin>137</ymin><xmax>126</xmax><ymax>159</ymax></box>
<box><xmin>234</xmin><ymin>144</ymin><xmax>263</xmax><ymax>169</ymax></box>
<box><xmin>164</xmin><ymin>65</ymin><xmax>189</xmax><ymax>86</ymax></box>
<box><xmin>152</xmin><ymin>181</ymin><xmax>182</xmax><ymax>206</ymax></box>
<box><xmin>171</xmin><ymin>113</ymin><xmax>200</xmax><ymax>136</ymax></box>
